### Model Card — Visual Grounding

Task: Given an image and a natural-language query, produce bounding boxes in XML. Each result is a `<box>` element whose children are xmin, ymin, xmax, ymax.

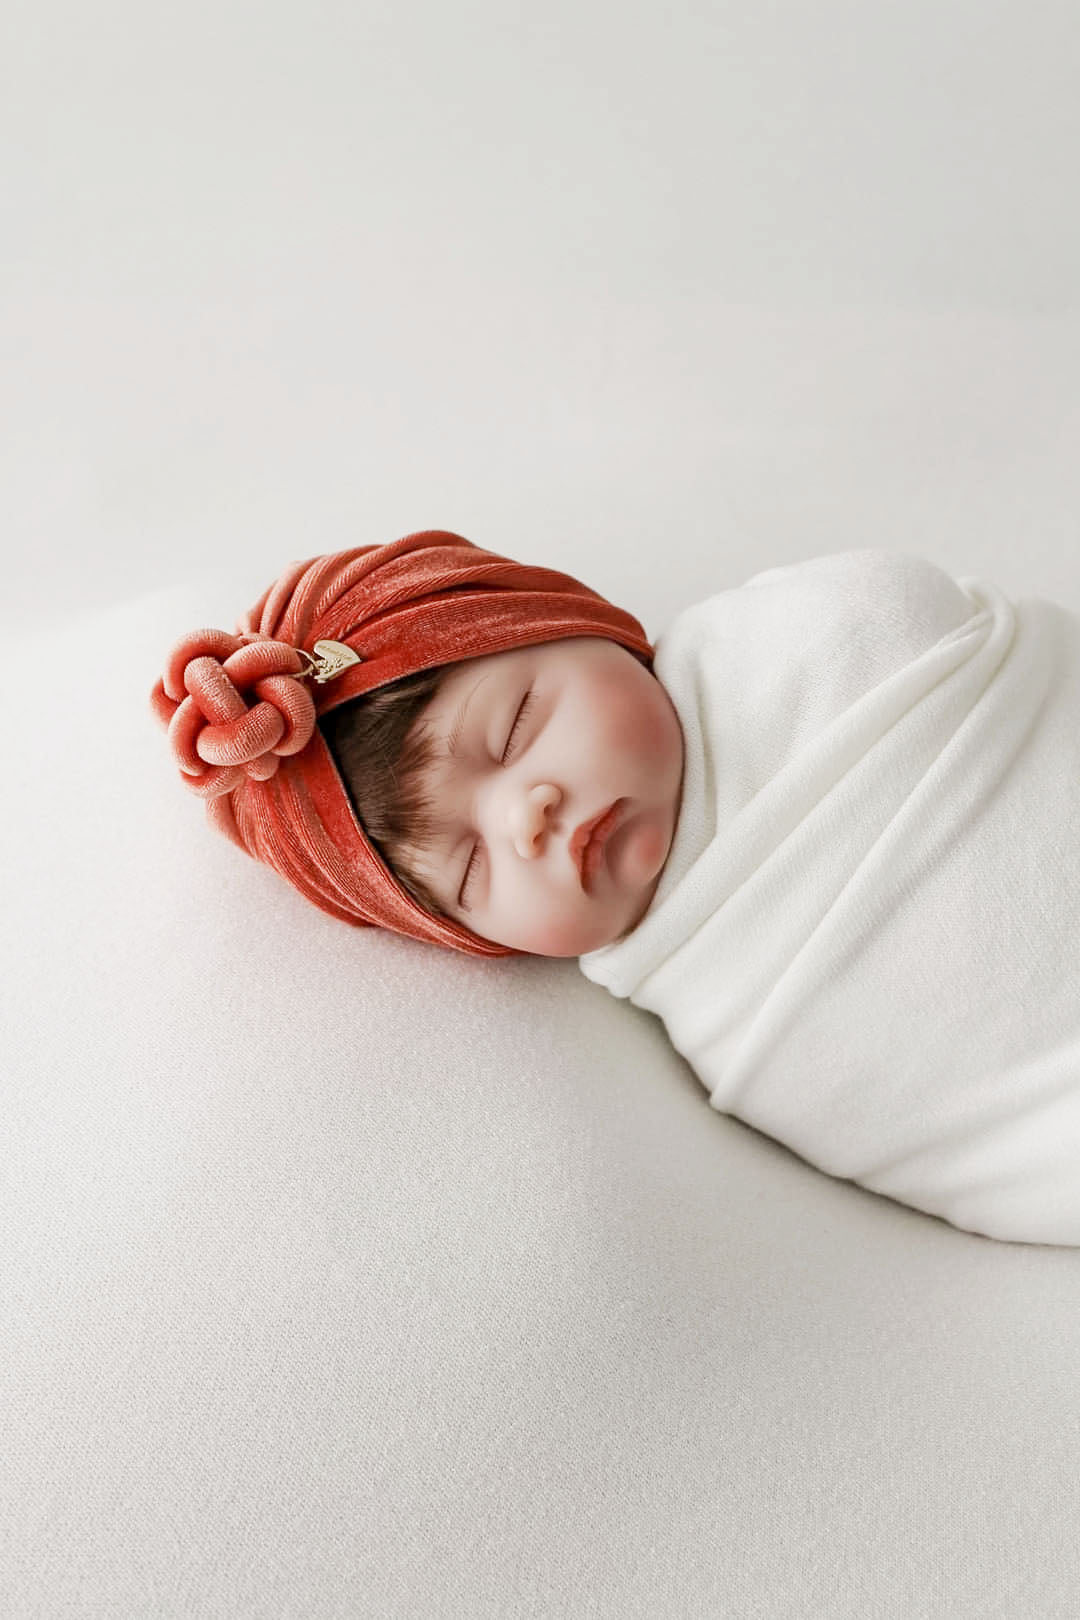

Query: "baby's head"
<box><xmin>320</xmin><ymin>635</ymin><xmax>683</xmax><ymax>956</ymax></box>
<box><xmin>151</xmin><ymin>530</ymin><xmax>683</xmax><ymax>958</ymax></box>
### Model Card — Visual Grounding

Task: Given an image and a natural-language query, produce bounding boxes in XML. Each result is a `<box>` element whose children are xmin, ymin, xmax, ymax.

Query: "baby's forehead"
<box><xmin>455</xmin><ymin>635</ymin><xmax>617</xmax><ymax>680</ymax></box>
<box><xmin>432</xmin><ymin>636</ymin><xmax>644</xmax><ymax>719</ymax></box>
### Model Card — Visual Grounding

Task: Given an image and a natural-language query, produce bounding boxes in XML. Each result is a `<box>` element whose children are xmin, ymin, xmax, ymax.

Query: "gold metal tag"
<box><xmin>297</xmin><ymin>640</ymin><xmax>363</xmax><ymax>684</ymax></box>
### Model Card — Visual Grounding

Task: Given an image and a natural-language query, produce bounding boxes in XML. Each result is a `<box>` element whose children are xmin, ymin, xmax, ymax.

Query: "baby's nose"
<box><xmin>514</xmin><ymin>783</ymin><xmax>561</xmax><ymax>857</ymax></box>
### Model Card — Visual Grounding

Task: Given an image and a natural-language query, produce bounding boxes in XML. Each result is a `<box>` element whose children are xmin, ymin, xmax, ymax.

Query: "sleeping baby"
<box><xmin>152</xmin><ymin>530</ymin><xmax>1080</xmax><ymax>1248</ymax></box>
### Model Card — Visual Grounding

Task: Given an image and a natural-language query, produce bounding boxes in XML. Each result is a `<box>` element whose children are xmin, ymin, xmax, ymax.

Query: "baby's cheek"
<box><xmin>612</xmin><ymin>695</ymin><xmax>668</xmax><ymax>756</ymax></box>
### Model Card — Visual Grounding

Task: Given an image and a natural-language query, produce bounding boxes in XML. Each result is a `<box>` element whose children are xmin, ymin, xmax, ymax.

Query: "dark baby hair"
<box><xmin>318</xmin><ymin>666</ymin><xmax>454</xmax><ymax>921</ymax></box>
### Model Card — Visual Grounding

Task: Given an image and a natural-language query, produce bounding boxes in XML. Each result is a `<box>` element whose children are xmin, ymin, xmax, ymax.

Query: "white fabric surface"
<box><xmin>3</xmin><ymin>578</ymin><xmax>1080</xmax><ymax>1620</ymax></box>
<box><xmin>581</xmin><ymin>550</ymin><xmax>1080</xmax><ymax>1245</ymax></box>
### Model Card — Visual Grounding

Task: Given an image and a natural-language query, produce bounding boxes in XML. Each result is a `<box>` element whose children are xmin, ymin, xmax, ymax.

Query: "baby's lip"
<box><xmin>571</xmin><ymin>800</ymin><xmax>623</xmax><ymax>888</ymax></box>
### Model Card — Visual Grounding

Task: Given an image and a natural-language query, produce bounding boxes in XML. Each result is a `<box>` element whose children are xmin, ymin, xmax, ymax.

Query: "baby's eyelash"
<box><xmin>460</xmin><ymin>848</ymin><xmax>480</xmax><ymax>907</ymax></box>
<box><xmin>460</xmin><ymin>689</ymin><xmax>535</xmax><ymax>908</ymax></box>
<box><xmin>502</xmin><ymin>689</ymin><xmax>535</xmax><ymax>763</ymax></box>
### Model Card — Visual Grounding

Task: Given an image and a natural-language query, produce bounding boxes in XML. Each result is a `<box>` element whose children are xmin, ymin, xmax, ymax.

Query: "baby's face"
<box><xmin>401</xmin><ymin>636</ymin><xmax>685</xmax><ymax>956</ymax></box>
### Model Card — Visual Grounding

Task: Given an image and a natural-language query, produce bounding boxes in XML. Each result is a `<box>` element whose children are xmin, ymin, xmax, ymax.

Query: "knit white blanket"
<box><xmin>579</xmin><ymin>551</ymin><xmax>1080</xmax><ymax>1245</ymax></box>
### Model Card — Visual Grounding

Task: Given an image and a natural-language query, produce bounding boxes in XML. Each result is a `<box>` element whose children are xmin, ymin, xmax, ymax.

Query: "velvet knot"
<box><xmin>150</xmin><ymin>629</ymin><xmax>318</xmax><ymax>799</ymax></box>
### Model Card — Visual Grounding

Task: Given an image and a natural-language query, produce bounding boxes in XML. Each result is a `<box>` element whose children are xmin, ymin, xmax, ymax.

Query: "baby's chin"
<box><xmin>493</xmin><ymin>905</ymin><xmax>628</xmax><ymax>957</ymax></box>
<box><xmin>554</xmin><ymin>859</ymin><xmax>670</xmax><ymax>957</ymax></box>
<box><xmin>599</xmin><ymin>857</ymin><xmax>668</xmax><ymax>948</ymax></box>
<box><xmin>534</xmin><ymin>899</ymin><xmax>653</xmax><ymax>958</ymax></box>
<box><xmin>523</xmin><ymin>922</ymin><xmax>616</xmax><ymax>958</ymax></box>
<box><xmin>477</xmin><ymin>849</ymin><xmax>673</xmax><ymax>956</ymax></box>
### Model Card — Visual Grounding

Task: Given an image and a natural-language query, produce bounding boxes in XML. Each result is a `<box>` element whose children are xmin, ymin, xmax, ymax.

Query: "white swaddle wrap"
<box><xmin>579</xmin><ymin>551</ymin><xmax>1080</xmax><ymax>1246</ymax></box>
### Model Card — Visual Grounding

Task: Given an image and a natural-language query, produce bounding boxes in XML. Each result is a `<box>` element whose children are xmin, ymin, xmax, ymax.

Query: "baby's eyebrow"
<box><xmin>444</xmin><ymin>692</ymin><xmax>471</xmax><ymax>762</ymax></box>
<box><xmin>445</xmin><ymin>673</ymin><xmax>492</xmax><ymax>763</ymax></box>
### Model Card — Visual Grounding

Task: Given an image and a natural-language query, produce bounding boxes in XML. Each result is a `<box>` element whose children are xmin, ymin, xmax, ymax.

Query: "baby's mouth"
<box><xmin>573</xmin><ymin>800</ymin><xmax>624</xmax><ymax>890</ymax></box>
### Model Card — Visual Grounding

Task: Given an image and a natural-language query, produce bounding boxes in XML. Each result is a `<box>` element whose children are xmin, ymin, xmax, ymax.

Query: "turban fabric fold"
<box><xmin>150</xmin><ymin>529</ymin><xmax>654</xmax><ymax>956</ymax></box>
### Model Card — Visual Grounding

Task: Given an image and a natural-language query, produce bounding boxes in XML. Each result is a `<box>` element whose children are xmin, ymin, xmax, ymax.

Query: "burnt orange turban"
<box><xmin>151</xmin><ymin>529</ymin><xmax>654</xmax><ymax>957</ymax></box>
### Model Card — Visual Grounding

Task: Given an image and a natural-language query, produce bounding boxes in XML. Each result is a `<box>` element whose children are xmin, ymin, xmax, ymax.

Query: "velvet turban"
<box><xmin>151</xmin><ymin>529</ymin><xmax>654</xmax><ymax>956</ymax></box>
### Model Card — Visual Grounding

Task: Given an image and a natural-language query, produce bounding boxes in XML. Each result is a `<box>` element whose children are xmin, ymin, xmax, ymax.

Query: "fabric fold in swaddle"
<box><xmin>579</xmin><ymin>550</ymin><xmax>1080</xmax><ymax>1245</ymax></box>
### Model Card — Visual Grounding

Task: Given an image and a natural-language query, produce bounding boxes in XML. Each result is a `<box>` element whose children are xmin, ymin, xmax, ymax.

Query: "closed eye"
<box><xmin>502</xmin><ymin>688</ymin><xmax>535</xmax><ymax>763</ymax></box>
<box><xmin>460</xmin><ymin>688</ymin><xmax>535</xmax><ymax>909</ymax></box>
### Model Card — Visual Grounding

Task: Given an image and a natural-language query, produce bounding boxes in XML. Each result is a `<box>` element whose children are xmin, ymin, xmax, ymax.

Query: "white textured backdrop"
<box><xmin>3</xmin><ymin>0</ymin><xmax>1078</xmax><ymax>635</ymax></box>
